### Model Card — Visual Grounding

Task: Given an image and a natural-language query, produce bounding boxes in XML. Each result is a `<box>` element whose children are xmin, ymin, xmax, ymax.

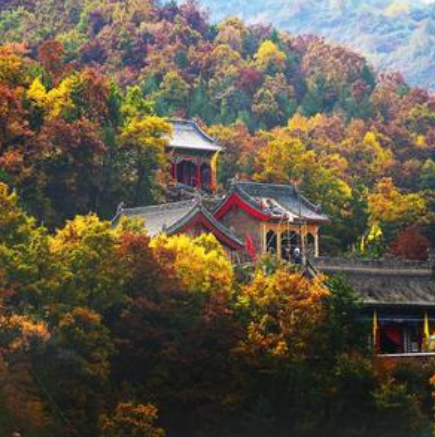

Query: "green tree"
<box><xmin>420</xmin><ymin>159</ymin><xmax>435</xmax><ymax>190</ymax></box>
<box><xmin>156</xmin><ymin>70</ymin><xmax>190</xmax><ymax>115</ymax></box>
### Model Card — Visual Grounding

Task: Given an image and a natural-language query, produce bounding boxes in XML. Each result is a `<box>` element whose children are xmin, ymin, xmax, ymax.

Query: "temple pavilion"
<box><xmin>168</xmin><ymin>119</ymin><xmax>222</xmax><ymax>191</ymax></box>
<box><xmin>114</xmin><ymin>119</ymin><xmax>330</xmax><ymax>261</ymax></box>
<box><xmin>215</xmin><ymin>181</ymin><xmax>330</xmax><ymax>260</ymax></box>
<box><xmin>113</xmin><ymin>179</ymin><xmax>330</xmax><ymax>262</ymax></box>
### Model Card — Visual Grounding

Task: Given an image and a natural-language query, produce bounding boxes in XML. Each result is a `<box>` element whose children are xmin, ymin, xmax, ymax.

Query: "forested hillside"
<box><xmin>1</xmin><ymin>0</ymin><xmax>435</xmax><ymax>255</ymax></box>
<box><xmin>189</xmin><ymin>0</ymin><xmax>435</xmax><ymax>91</ymax></box>
<box><xmin>3</xmin><ymin>188</ymin><xmax>434</xmax><ymax>437</ymax></box>
<box><xmin>1</xmin><ymin>2</ymin><xmax>435</xmax><ymax>436</ymax></box>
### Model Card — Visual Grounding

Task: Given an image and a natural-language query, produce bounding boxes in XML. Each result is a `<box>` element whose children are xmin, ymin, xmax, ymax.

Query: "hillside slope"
<box><xmin>192</xmin><ymin>0</ymin><xmax>435</xmax><ymax>91</ymax></box>
<box><xmin>0</xmin><ymin>0</ymin><xmax>435</xmax><ymax>256</ymax></box>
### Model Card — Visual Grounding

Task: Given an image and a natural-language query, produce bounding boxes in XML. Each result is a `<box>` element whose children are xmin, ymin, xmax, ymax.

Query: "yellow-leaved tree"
<box><xmin>150</xmin><ymin>233</ymin><xmax>234</xmax><ymax>295</ymax></box>
<box><xmin>119</xmin><ymin>115</ymin><xmax>171</xmax><ymax>205</ymax></box>
<box><xmin>235</xmin><ymin>267</ymin><xmax>329</xmax><ymax>364</ymax></box>
<box><xmin>49</xmin><ymin>214</ymin><xmax>126</xmax><ymax>314</ymax></box>
<box><xmin>253</xmin><ymin>132</ymin><xmax>305</xmax><ymax>183</ymax></box>
<box><xmin>255</xmin><ymin>40</ymin><xmax>286</xmax><ymax>74</ymax></box>
<box><xmin>27</xmin><ymin>75</ymin><xmax>79</xmax><ymax>120</ymax></box>
<box><xmin>367</xmin><ymin>177</ymin><xmax>427</xmax><ymax>226</ymax></box>
<box><xmin>253</xmin><ymin>128</ymin><xmax>352</xmax><ymax>218</ymax></box>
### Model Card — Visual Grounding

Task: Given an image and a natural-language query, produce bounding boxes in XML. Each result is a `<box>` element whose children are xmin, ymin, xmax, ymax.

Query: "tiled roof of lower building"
<box><xmin>117</xmin><ymin>199</ymin><xmax>197</xmax><ymax>237</ymax></box>
<box><xmin>315</xmin><ymin>257</ymin><xmax>435</xmax><ymax>307</ymax></box>
<box><xmin>113</xmin><ymin>198</ymin><xmax>244</xmax><ymax>250</ymax></box>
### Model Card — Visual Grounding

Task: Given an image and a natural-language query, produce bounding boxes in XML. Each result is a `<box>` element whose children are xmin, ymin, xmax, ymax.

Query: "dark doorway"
<box><xmin>177</xmin><ymin>160</ymin><xmax>197</xmax><ymax>187</ymax></box>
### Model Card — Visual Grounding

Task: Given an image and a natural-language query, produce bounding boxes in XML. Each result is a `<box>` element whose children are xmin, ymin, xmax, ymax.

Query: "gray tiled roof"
<box><xmin>118</xmin><ymin>199</ymin><xmax>198</xmax><ymax>237</ymax></box>
<box><xmin>114</xmin><ymin>199</ymin><xmax>244</xmax><ymax>249</ymax></box>
<box><xmin>232</xmin><ymin>181</ymin><xmax>329</xmax><ymax>223</ymax></box>
<box><xmin>168</xmin><ymin>119</ymin><xmax>222</xmax><ymax>153</ymax></box>
<box><xmin>315</xmin><ymin>258</ymin><xmax>435</xmax><ymax>307</ymax></box>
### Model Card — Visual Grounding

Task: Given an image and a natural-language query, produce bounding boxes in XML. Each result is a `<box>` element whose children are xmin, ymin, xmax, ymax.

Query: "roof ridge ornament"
<box><xmin>194</xmin><ymin>190</ymin><xmax>203</xmax><ymax>206</ymax></box>
<box><xmin>228</xmin><ymin>174</ymin><xmax>240</xmax><ymax>187</ymax></box>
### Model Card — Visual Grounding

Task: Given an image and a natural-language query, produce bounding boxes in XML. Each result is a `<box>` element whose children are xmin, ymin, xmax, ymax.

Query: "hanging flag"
<box><xmin>372</xmin><ymin>309</ymin><xmax>378</xmax><ymax>352</ymax></box>
<box><xmin>360</xmin><ymin>235</ymin><xmax>366</xmax><ymax>253</ymax></box>
<box><xmin>246</xmin><ymin>235</ymin><xmax>257</xmax><ymax>261</ymax></box>
<box><xmin>367</xmin><ymin>222</ymin><xmax>383</xmax><ymax>242</ymax></box>
<box><xmin>424</xmin><ymin>311</ymin><xmax>430</xmax><ymax>343</ymax></box>
<box><xmin>210</xmin><ymin>151</ymin><xmax>219</xmax><ymax>191</ymax></box>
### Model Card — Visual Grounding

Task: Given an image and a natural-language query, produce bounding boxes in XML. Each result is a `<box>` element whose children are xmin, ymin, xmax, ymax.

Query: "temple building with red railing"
<box><xmin>214</xmin><ymin>181</ymin><xmax>330</xmax><ymax>260</ymax></box>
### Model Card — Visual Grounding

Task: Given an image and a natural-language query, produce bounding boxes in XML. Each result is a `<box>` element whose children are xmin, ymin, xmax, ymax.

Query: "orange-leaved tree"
<box><xmin>235</xmin><ymin>266</ymin><xmax>329</xmax><ymax>365</ymax></box>
<box><xmin>100</xmin><ymin>402</ymin><xmax>165</xmax><ymax>437</ymax></box>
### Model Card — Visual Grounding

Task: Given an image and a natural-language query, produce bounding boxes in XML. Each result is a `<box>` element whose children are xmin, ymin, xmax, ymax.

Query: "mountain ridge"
<box><xmin>192</xmin><ymin>0</ymin><xmax>435</xmax><ymax>91</ymax></box>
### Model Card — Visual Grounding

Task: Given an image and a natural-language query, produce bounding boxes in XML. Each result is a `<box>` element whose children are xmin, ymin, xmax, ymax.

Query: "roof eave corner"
<box><xmin>191</xmin><ymin>119</ymin><xmax>217</xmax><ymax>144</ymax></box>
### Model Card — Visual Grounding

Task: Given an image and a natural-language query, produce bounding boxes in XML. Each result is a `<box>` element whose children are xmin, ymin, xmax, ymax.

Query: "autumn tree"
<box><xmin>255</xmin><ymin>40</ymin><xmax>286</xmax><ymax>75</ymax></box>
<box><xmin>112</xmin><ymin>232</ymin><xmax>241</xmax><ymax>432</ymax></box>
<box><xmin>235</xmin><ymin>267</ymin><xmax>329</xmax><ymax>364</ymax></box>
<box><xmin>0</xmin><ymin>182</ymin><xmax>55</xmax><ymax>435</ymax></box>
<box><xmin>36</xmin><ymin>118</ymin><xmax>106</xmax><ymax>221</ymax></box>
<box><xmin>253</xmin><ymin>128</ymin><xmax>351</xmax><ymax>226</ymax></box>
<box><xmin>38</xmin><ymin>40</ymin><xmax>65</xmax><ymax>79</ymax></box>
<box><xmin>389</xmin><ymin>226</ymin><xmax>430</xmax><ymax>260</ymax></box>
<box><xmin>215</xmin><ymin>17</ymin><xmax>248</xmax><ymax>52</ymax></box>
<box><xmin>253</xmin><ymin>132</ymin><xmax>304</xmax><ymax>183</ymax></box>
<box><xmin>151</xmin><ymin>233</ymin><xmax>234</xmax><ymax>295</ymax></box>
<box><xmin>100</xmin><ymin>402</ymin><xmax>165</xmax><ymax>437</ymax></box>
<box><xmin>367</xmin><ymin>177</ymin><xmax>426</xmax><ymax>227</ymax></box>
<box><xmin>48</xmin><ymin>215</ymin><xmax>126</xmax><ymax>315</ymax></box>
<box><xmin>119</xmin><ymin>115</ymin><xmax>171</xmax><ymax>205</ymax></box>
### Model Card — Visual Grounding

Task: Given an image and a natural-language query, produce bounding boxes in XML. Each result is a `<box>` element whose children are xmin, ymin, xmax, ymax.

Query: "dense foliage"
<box><xmin>1</xmin><ymin>1</ymin><xmax>435</xmax><ymax>436</ymax></box>
<box><xmin>0</xmin><ymin>0</ymin><xmax>434</xmax><ymax>255</ymax></box>
<box><xmin>188</xmin><ymin>0</ymin><xmax>435</xmax><ymax>92</ymax></box>
<box><xmin>0</xmin><ymin>183</ymin><xmax>434</xmax><ymax>437</ymax></box>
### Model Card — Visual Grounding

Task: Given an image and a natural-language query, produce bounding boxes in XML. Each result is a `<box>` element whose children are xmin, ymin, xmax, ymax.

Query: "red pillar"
<box><xmin>171</xmin><ymin>161</ymin><xmax>176</xmax><ymax>182</ymax></box>
<box><xmin>179</xmin><ymin>161</ymin><xmax>184</xmax><ymax>184</ymax></box>
<box><xmin>196</xmin><ymin>162</ymin><xmax>201</xmax><ymax>189</ymax></box>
